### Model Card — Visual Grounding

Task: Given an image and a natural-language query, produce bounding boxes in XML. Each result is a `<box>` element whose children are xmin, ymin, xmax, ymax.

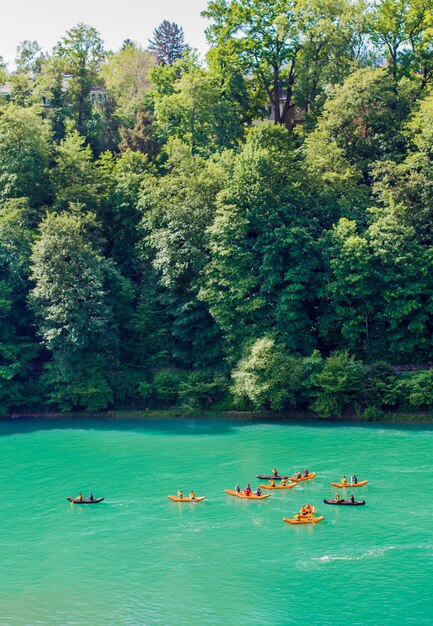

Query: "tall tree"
<box><xmin>53</xmin><ymin>23</ymin><xmax>105</xmax><ymax>136</ymax></box>
<box><xmin>29</xmin><ymin>210</ymin><xmax>133</xmax><ymax>411</ymax></box>
<box><xmin>200</xmin><ymin>125</ymin><xmax>319</xmax><ymax>356</ymax></box>
<box><xmin>370</xmin><ymin>0</ymin><xmax>433</xmax><ymax>86</ymax></box>
<box><xmin>0</xmin><ymin>104</ymin><xmax>51</xmax><ymax>207</ymax></box>
<box><xmin>148</xmin><ymin>21</ymin><xmax>187</xmax><ymax>65</ymax></box>
<box><xmin>203</xmin><ymin>0</ymin><xmax>366</xmax><ymax>126</ymax></box>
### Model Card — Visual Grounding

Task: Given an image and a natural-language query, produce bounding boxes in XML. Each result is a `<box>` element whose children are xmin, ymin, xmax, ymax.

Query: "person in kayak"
<box><xmin>281</xmin><ymin>477</ymin><xmax>287</xmax><ymax>486</ymax></box>
<box><xmin>350</xmin><ymin>493</ymin><xmax>355</xmax><ymax>503</ymax></box>
<box><xmin>272</xmin><ymin>468</ymin><xmax>278</xmax><ymax>477</ymax></box>
<box><xmin>341</xmin><ymin>476</ymin><xmax>347</xmax><ymax>485</ymax></box>
<box><xmin>189</xmin><ymin>490</ymin><xmax>196</xmax><ymax>500</ymax></box>
<box><xmin>87</xmin><ymin>492</ymin><xmax>94</xmax><ymax>501</ymax></box>
<box><xmin>75</xmin><ymin>493</ymin><xmax>84</xmax><ymax>502</ymax></box>
<box><xmin>247</xmin><ymin>483</ymin><xmax>252</xmax><ymax>491</ymax></box>
<box><xmin>303</xmin><ymin>469</ymin><xmax>309</xmax><ymax>477</ymax></box>
<box><xmin>270</xmin><ymin>478</ymin><xmax>276</xmax><ymax>487</ymax></box>
<box><xmin>295</xmin><ymin>471</ymin><xmax>302</xmax><ymax>479</ymax></box>
<box><xmin>255</xmin><ymin>488</ymin><xmax>262</xmax><ymax>496</ymax></box>
<box><xmin>235</xmin><ymin>484</ymin><xmax>241</xmax><ymax>493</ymax></box>
<box><xmin>335</xmin><ymin>493</ymin><xmax>341</xmax><ymax>502</ymax></box>
<box><xmin>244</xmin><ymin>486</ymin><xmax>251</xmax><ymax>496</ymax></box>
<box><xmin>177</xmin><ymin>490</ymin><xmax>184</xmax><ymax>499</ymax></box>
<box><xmin>351</xmin><ymin>475</ymin><xmax>358</xmax><ymax>484</ymax></box>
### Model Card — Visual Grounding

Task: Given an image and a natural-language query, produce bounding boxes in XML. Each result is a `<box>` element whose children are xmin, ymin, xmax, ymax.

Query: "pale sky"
<box><xmin>1</xmin><ymin>0</ymin><xmax>211</xmax><ymax>68</ymax></box>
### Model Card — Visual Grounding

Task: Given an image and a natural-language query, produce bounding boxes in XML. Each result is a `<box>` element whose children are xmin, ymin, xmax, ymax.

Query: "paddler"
<box><xmin>244</xmin><ymin>486</ymin><xmax>251</xmax><ymax>496</ymax></box>
<box><xmin>87</xmin><ymin>492</ymin><xmax>94</xmax><ymax>501</ymax></box>
<box><xmin>351</xmin><ymin>475</ymin><xmax>358</xmax><ymax>484</ymax></box>
<box><xmin>255</xmin><ymin>488</ymin><xmax>262</xmax><ymax>496</ymax></box>
<box><xmin>189</xmin><ymin>490</ymin><xmax>196</xmax><ymax>501</ymax></box>
<box><xmin>295</xmin><ymin>470</ymin><xmax>302</xmax><ymax>479</ymax></box>
<box><xmin>272</xmin><ymin>468</ymin><xmax>278</xmax><ymax>477</ymax></box>
<box><xmin>177</xmin><ymin>490</ymin><xmax>184</xmax><ymax>499</ymax></box>
<box><xmin>75</xmin><ymin>493</ymin><xmax>84</xmax><ymax>502</ymax></box>
<box><xmin>235</xmin><ymin>484</ymin><xmax>241</xmax><ymax>493</ymax></box>
<box><xmin>270</xmin><ymin>478</ymin><xmax>276</xmax><ymax>487</ymax></box>
<box><xmin>281</xmin><ymin>478</ymin><xmax>287</xmax><ymax>486</ymax></box>
<box><xmin>335</xmin><ymin>493</ymin><xmax>341</xmax><ymax>502</ymax></box>
<box><xmin>350</xmin><ymin>493</ymin><xmax>355</xmax><ymax>503</ymax></box>
<box><xmin>341</xmin><ymin>476</ymin><xmax>347</xmax><ymax>485</ymax></box>
<box><xmin>303</xmin><ymin>468</ymin><xmax>309</xmax><ymax>477</ymax></box>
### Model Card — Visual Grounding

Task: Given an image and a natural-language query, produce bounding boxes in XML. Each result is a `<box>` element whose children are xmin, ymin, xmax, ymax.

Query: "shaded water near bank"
<box><xmin>0</xmin><ymin>418</ymin><xmax>432</xmax><ymax>625</ymax></box>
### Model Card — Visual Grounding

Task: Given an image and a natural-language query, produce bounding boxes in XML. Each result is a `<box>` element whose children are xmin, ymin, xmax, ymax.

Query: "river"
<box><xmin>0</xmin><ymin>418</ymin><xmax>431</xmax><ymax>625</ymax></box>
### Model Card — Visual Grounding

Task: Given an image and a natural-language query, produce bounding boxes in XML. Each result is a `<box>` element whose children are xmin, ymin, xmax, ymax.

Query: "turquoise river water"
<box><xmin>0</xmin><ymin>418</ymin><xmax>432</xmax><ymax>625</ymax></box>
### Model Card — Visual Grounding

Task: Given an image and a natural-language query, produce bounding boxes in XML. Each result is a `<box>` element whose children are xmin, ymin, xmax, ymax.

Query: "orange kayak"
<box><xmin>330</xmin><ymin>480</ymin><xmax>368</xmax><ymax>488</ymax></box>
<box><xmin>225</xmin><ymin>489</ymin><xmax>270</xmax><ymax>500</ymax></box>
<box><xmin>260</xmin><ymin>483</ymin><xmax>296</xmax><ymax>490</ymax></box>
<box><xmin>289</xmin><ymin>472</ymin><xmax>316</xmax><ymax>482</ymax></box>
<box><xmin>167</xmin><ymin>496</ymin><xmax>206</xmax><ymax>503</ymax></box>
<box><xmin>283</xmin><ymin>516</ymin><xmax>324</xmax><ymax>524</ymax></box>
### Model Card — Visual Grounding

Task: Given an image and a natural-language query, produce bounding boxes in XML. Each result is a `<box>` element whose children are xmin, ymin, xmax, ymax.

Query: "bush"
<box><xmin>231</xmin><ymin>337</ymin><xmax>303</xmax><ymax>410</ymax></box>
<box><xmin>311</xmin><ymin>351</ymin><xmax>364</xmax><ymax>417</ymax></box>
<box><xmin>402</xmin><ymin>369</ymin><xmax>433</xmax><ymax>410</ymax></box>
<box><xmin>179</xmin><ymin>371</ymin><xmax>229</xmax><ymax>411</ymax></box>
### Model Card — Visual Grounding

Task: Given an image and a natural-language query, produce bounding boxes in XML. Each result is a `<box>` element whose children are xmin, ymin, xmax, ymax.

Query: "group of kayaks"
<box><xmin>167</xmin><ymin>471</ymin><xmax>368</xmax><ymax>525</ymax></box>
<box><xmin>66</xmin><ymin>472</ymin><xmax>368</xmax><ymax>526</ymax></box>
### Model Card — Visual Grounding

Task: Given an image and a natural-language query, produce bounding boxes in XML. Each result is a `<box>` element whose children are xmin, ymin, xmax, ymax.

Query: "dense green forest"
<box><xmin>1</xmin><ymin>1</ymin><xmax>433</xmax><ymax>418</ymax></box>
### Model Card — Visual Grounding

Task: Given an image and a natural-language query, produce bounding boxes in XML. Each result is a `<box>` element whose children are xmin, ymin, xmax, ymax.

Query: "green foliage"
<box><xmin>2</xmin><ymin>14</ymin><xmax>433</xmax><ymax>417</ymax></box>
<box><xmin>311</xmin><ymin>351</ymin><xmax>365</xmax><ymax>417</ymax></box>
<box><xmin>153</xmin><ymin>68</ymin><xmax>245</xmax><ymax>155</ymax></box>
<box><xmin>0</xmin><ymin>105</ymin><xmax>51</xmax><ymax>207</ymax></box>
<box><xmin>232</xmin><ymin>337</ymin><xmax>303</xmax><ymax>410</ymax></box>
<box><xmin>399</xmin><ymin>369</ymin><xmax>433</xmax><ymax>409</ymax></box>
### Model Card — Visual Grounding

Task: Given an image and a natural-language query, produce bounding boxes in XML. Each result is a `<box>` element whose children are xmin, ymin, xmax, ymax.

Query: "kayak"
<box><xmin>283</xmin><ymin>516</ymin><xmax>324</xmax><ymax>525</ymax></box>
<box><xmin>67</xmin><ymin>497</ymin><xmax>104</xmax><ymax>504</ymax></box>
<box><xmin>225</xmin><ymin>490</ymin><xmax>270</xmax><ymax>500</ymax></box>
<box><xmin>330</xmin><ymin>480</ymin><xmax>368</xmax><ymax>488</ymax></box>
<box><xmin>289</xmin><ymin>472</ymin><xmax>316</xmax><ymax>482</ymax></box>
<box><xmin>324</xmin><ymin>499</ymin><xmax>365</xmax><ymax>506</ymax></box>
<box><xmin>257</xmin><ymin>474</ymin><xmax>289</xmax><ymax>480</ymax></box>
<box><xmin>167</xmin><ymin>496</ymin><xmax>205</xmax><ymax>503</ymax></box>
<box><xmin>260</xmin><ymin>483</ymin><xmax>297</xmax><ymax>490</ymax></box>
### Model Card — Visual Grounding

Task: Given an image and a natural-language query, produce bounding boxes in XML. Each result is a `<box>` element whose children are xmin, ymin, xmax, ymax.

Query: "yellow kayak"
<box><xmin>289</xmin><ymin>472</ymin><xmax>316</xmax><ymax>482</ymax></box>
<box><xmin>330</xmin><ymin>480</ymin><xmax>368</xmax><ymax>488</ymax></box>
<box><xmin>167</xmin><ymin>496</ymin><xmax>206</xmax><ymax>503</ymax></box>
<box><xmin>283</xmin><ymin>516</ymin><xmax>324</xmax><ymax>524</ymax></box>
<box><xmin>260</xmin><ymin>483</ymin><xmax>296</xmax><ymax>490</ymax></box>
<box><xmin>225</xmin><ymin>489</ymin><xmax>270</xmax><ymax>500</ymax></box>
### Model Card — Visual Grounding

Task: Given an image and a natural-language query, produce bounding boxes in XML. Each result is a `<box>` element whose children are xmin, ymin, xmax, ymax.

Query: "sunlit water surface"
<box><xmin>0</xmin><ymin>418</ymin><xmax>432</xmax><ymax>625</ymax></box>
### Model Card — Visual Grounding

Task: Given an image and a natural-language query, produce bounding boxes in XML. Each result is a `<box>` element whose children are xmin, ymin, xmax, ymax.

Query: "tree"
<box><xmin>0</xmin><ymin>104</ymin><xmax>51</xmax><ymax>207</ymax></box>
<box><xmin>102</xmin><ymin>43</ymin><xmax>156</xmax><ymax>127</ymax></box>
<box><xmin>311</xmin><ymin>351</ymin><xmax>365</xmax><ymax>417</ymax></box>
<box><xmin>53</xmin><ymin>23</ymin><xmax>106</xmax><ymax>135</ymax></box>
<box><xmin>148</xmin><ymin>21</ymin><xmax>187</xmax><ymax>65</ymax></box>
<box><xmin>0</xmin><ymin>202</ymin><xmax>40</xmax><ymax>413</ymax></box>
<box><xmin>203</xmin><ymin>0</ymin><xmax>366</xmax><ymax>126</ymax></box>
<box><xmin>15</xmin><ymin>40</ymin><xmax>44</xmax><ymax>76</ymax></box>
<box><xmin>304</xmin><ymin>68</ymin><xmax>409</xmax><ymax>179</ymax></box>
<box><xmin>29</xmin><ymin>210</ymin><xmax>133</xmax><ymax>411</ymax></box>
<box><xmin>319</xmin><ymin>218</ymin><xmax>379</xmax><ymax>357</ymax></box>
<box><xmin>153</xmin><ymin>67</ymin><xmax>245</xmax><ymax>154</ymax></box>
<box><xmin>50</xmin><ymin>130</ymin><xmax>99</xmax><ymax>211</ymax></box>
<box><xmin>139</xmin><ymin>141</ymin><xmax>228</xmax><ymax>366</ymax></box>
<box><xmin>370</xmin><ymin>0</ymin><xmax>433</xmax><ymax>86</ymax></box>
<box><xmin>200</xmin><ymin>125</ymin><xmax>319</xmax><ymax>355</ymax></box>
<box><xmin>231</xmin><ymin>336</ymin><xmax>303</xmax><ymax>410</ymax></box>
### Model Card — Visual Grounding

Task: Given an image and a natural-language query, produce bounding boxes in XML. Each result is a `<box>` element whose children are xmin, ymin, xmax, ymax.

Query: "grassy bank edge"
<box><xmin>2</xmin><ymin>409</ymin><xmax>433</xmax><ymax>424</ymax></box>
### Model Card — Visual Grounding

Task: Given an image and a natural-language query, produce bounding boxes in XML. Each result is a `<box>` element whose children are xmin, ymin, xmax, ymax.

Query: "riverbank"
<box><xmin>3</xmin><ymin>408</ymin><xmax>433</xmax><ymax>424</ymax></box>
